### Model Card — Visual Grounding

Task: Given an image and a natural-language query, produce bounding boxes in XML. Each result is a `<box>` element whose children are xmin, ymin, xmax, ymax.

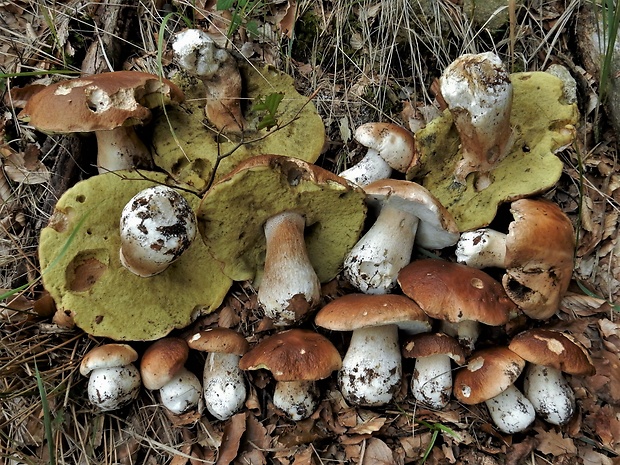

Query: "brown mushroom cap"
<box><xmin>238</xmin><ymin>329</ymin><xmax>342</xmax><ymax>382</ymax></box>
<box><xmin>187</xmin><ymin>328</ymin><xmax>250</xmax><ymax>356</ymax></box>
<box><xmin>20</xmin><ymin>71</ymin><xmax>184</xmax><ymax>133</ymax></box>
<box><xmin>508</xmin><ymin>328</ymin><xmax>595</xmax><ymax>376</ymax></box>
<box><xmin>354</xmin><ymin>122</ymin><xmax>417</xmax><ymax>172</ymax></box>
<box><xmin>315</xmin><ymin>294</ymin><xmax>432</xmax><ymax>334</ymax></box>
<box><xmin>503</xmin><ymin>198</ymin><xmax>575</xmax><ymax>320</ymax></box>
<box><xmin>453</xmin><ymin>347</ymin><xmax>525</xmax><ymax>404</ymax></box>
<box><xmin>402</xmin><ymin>333</ymin><xmax>466</xmax><ymax>365</ymax></box>
<box><xmin>80</xmin><ymin>344</ymin><xmax>138</xmax><ymax>376</ymax></box>
<box><xmin>140</xmin><ymin>337</ymin><xmax>189</xmax><ymax>390</ymax></box>
<box><xmin>363</xmin><ymin>179</ymin><xmax>459</xmax><ymax>250</ymax></box>
<box><xmin>398</xmin><ymin>258</ymin><xmax>516</xmax><ymax>326</ymax></box>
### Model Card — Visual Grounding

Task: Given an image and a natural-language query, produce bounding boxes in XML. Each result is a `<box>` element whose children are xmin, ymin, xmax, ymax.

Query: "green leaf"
<box><xmin>217</xmin><ymin>0</ymin><xmax>236</xmax><ymax>10</ymax></box>
<box><xmin>252</xmin><ymin>92</ymin><xmax>284</xmax><ymax>131</ymax></box>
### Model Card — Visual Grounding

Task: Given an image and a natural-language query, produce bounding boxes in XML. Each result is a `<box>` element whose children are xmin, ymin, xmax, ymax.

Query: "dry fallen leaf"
<box><xmin>533</xmin><ymin>426</ymin><xmax>577</xmax><ymax>456</ymax></box>
<box><xmin>216</xmin><ymin>412</ymin><xmax>247</xmax><ymax>465</ymax></box>
<box><xmin>361</xmin><ymin>438</ymin><xmax>396</xmax><ymax>465</ymax></box>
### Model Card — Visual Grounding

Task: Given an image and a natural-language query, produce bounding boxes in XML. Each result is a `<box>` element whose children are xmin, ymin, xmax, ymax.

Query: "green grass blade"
<box><xmin>34</xmin><ymin>361</ymin><xmax>56</xmax><ymax>465</ymax></box>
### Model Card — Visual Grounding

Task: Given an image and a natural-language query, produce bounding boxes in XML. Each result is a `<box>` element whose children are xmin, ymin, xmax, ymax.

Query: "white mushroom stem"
<box><xmin>87</xmin><ymin>365</ymin><xmax>141</xmax><ymax>411</ymax></box>
<box><xmin>455</xmin><ymin>228</ymin><xmax>507</xmax><ymax>269</ymax></box>
<box><xmin>412</xmin><ymin>354</ymin><xmax>454</xmax><ymax>409</ymax></box>
<box><xmin>344</xmin><ymin>204</ymin><xmax>419</xmax><ymax>294</ymax></box>
<box><xmin>203</xmin><ymin>352</ymin><xmax>247</xmax><ymax>421</ymax></box>
<box><xmin>339</xmin><ymin>324</ymin><xmax>402</xmax><ymax>406</ymax></box>
<box><xmin>158</xmin><ymin>367</ymin><xmax>202</xmax><ymax>415</ymax></box>
<box><xmin>95</xmin><ymin>127</ymin><xmax>153</xmax><ymax>174</ymax></box>
<box><xmin>440</xmin><ymin>320</ymin><xmax>480</xmax><ymax>351</ymax></box>
<box><xmin>258</xmin><ymin>211</ymin><xmax>321</xmax><ymax>326</ymax></box>
<box><xmin>339</xmin><ymin>149</ymin><xmax>392</xmax><ymax>187</ymax></box>
<box><xmin>273</xmin><ymin>380</ymin><xmax>318</xmax><ymax>421</ymax></box>
<box><xmin>523</xmin><ymin>364</ymin><xmax>575</xmax><ymax>425</ymax></box>
<box><xmin>484</xmin><ymin>384</ymin><xmax>536</xmax><ymax>434</ymax></box>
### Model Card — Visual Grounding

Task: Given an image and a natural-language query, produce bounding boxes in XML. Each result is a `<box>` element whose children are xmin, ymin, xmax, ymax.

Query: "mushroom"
<box><xmin>315</xmin><ymin>294</ymin><xmax>431</xmax><ymax>406</ymax></box>
<box><xmin>401</xmin><ymin>333</ymin><xmax>466</xmax><ymax>409</ymax></box>
<box><xmin>439</xmin><ymin>51</ymin><xmax>514</xmax><ymax>190</ymax></box>
<box><xmin>197</xmin><ymin>155</ymin><xmax>367</xmax><ymax>327</ymax></box>
<box><xmin>343</xmin><ymin>179</ymin><xmax>459</xmax><ymax>295</ymax></box>
<box><xmin>455</xmin><ymin>198</ymin><xmax>575</xmax><ymax>320</ymax></box>
<box><xmin>19</xmin><ymin>71</ymin><xmax>184</xmax><ymax>173</ymax></box>
<box><xmin>453</xmin><ymin>347</ymin><xmax>535</xmax><ymax>434</ymax></box>
<box><xmin>140</xmin><ymin>337</ymin><xmax>202</xmax><ymax>415</ymax></box>
<box><xmin>120</xmin><ymin>185</ymin><xmax>197</xmax><ymax>277</ymax></box>
<box><xmin>339</xmin><ymin>123</ymin><xmax>417</xmax><ymax>186</ymax></box>
<box><xmin>398</xmin><ymin>258</ymin><xmax>517</xmax><ymax>351</ymax></box>
<box><xmin>187</xmin><ymin>328</ymin><xmax>250</xmax><ymax>420</ymax></box>
<box><xmin>172</xmin><ymin>28</ymin><xmax>245</xmax><ymax>133</ymax></box>
<box><xmin>80</xmin><ymin>344</ymin><xmax>141</xmax><ymax>411</ymax></box>
<box><xmin>508</xmin><ymin>328</ymin><xmax>595</xmax><ymax>425</ymax></box>
<box><xmin>38</xmin><ymin>171</ymin><xmax>232</xmax><ymax>341</ymax></box>
<box><xmin>239</xmin><ymin>329</ymin><xmax>342</xmax><ymax>420</ymax></box>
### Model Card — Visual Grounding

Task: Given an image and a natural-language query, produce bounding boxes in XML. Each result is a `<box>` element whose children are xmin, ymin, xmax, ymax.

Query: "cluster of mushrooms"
<box><xmin>20</xmin><ymin>30</ymin><xmax>594</xmax><ymax>435</ymax></box>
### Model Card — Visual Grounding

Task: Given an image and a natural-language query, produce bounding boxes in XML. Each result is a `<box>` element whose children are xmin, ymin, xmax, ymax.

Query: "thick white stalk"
<box><xmin>344</xmin><ymin>205</ymin><xmax>419</xmax><ymax>294</ymax></box>
<box><xmin>273</xmin><ymin>380</ymin><xmax>317</xmax><ymax>421</ymax></box>
<box><xmin>439</xmin><ymin>320</ymin><xmax>480</xmax><ymax>351</ymax></box>
<box><xmin>258</xmin><ymin>211</ymin><xmax>321</xmax><ymax>326</ymax></box>
<box><xmin>412</xmin><ymin>354</ymin><xmax>453</xmax><ymax>409</ymax></box>
<box><xmin>485</xmin><ymin>384</ymin><xmax>535</xmax><ymax>434</ymax></box>
<box><xmin>339</xmin><ymin>149</ymin><xmax>392</xmax><ymax>187</ymax></box>
<box><xmin>203</xmin><ymin>352</ymin><xmax>246</xmax><ymax>421</ymax></box>
<box><xmin>96</xmin><ymin>127</ymin><xmax>152</xmax><ymax>174</ymax></box>
<box><xmin>455</xmin><ymin>228</ymin><xmax>507</xmax><ymax>269</ymax></box>
<box><xmin>523</xmin><ymin>364</ymin><xmax>575</xmax><ymax>425</ymax></box>
<box><xmin>159</xmin><ymin>367</ymin><xmax>202</xmax><ymax>415</ymax></box>
<box><xmin>339</xmin><ymin>324</ymin><xmax>401</xmax><ymax>406</ymax></box>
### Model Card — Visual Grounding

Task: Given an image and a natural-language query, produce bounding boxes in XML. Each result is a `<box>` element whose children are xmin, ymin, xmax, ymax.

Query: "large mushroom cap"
<box><xmin>315</xmin><ymin>294</ymin><xmax>432</xmax><ymax>334</ymax></box>
<box><xmin>80</xmin><ymin>344</ymin><xmax>138</xmax><ymax>376</ymax></box>
<box><xmin>363</xmin><ymin>179</ymin><xmax>460</xmax><ymax>250</ymax></box>
<box><xmin>140</xmin><ymin>337</ymin><xmax>189</xmax><ymax>390</ymax></box>
<box><xmin>197</xmin><ymin>154</ymin><xmax>367</xmax><ymax>283</ymax></box>
<box><xmin>453</xmin><ymin>347</ymin><xmax>525</xmax><ymax>404</ymax></box>
<box><xmin>187</xmin><ymin>327</ymin><xmax>250</xmax><ymax>356</ymax></box>
<box><xmin>508</xmin><ymin>328</ymin><xmax>595</xmax><ymax>376</ymax></box>
<box><xmin>503</xmin><ymin>199</ymin><xmax>575</xmax><ymax>319</ymax></box>
<box><xmin>239</xmin><ymin>329</ymin><xmax>342</xmax><ymax>382</ymax></box>
<box><xmin>20</xmin><ymin>71</ymin><xmax>184</xmax><ymax>133</ymax></box>
<box><xmin>397</xmin><ymin>258</ymin><xmax>516</xmax><ymax>326</ymax></box>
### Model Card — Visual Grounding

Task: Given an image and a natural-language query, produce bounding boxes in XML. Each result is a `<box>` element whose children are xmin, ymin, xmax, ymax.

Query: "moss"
<box><xmin>39</xmin><ymin>171</ymin><xmax>232</xmax><ymax>341</ymax></box>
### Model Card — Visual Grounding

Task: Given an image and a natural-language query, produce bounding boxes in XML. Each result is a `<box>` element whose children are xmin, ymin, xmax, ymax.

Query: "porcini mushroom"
<box><xmin>120</xmin><ymin>185</ymin><xmax>197</xmax><ymax>277</ymax></box>
<box><xmin>343</xmin><ymin>179</ymin><xmax>459</xmax><ymax>294</ymax></box>
<box><xmin>187</xmin><ymin>328</ymin><xmax>250</xmax><ymax>420</ymax></box>
<box><xmin>140</xmin><ymin>337</ymin><xmax>201</xmax><ymax>415</ymax></box>
<box><xmin>198</xmin><ymin>155</ymin><xmax>366</xmax><ymax>326</ymax></box>
<box><xmin>80</xmin><ymin>344</ymin><xmax>141</xmax><ymax>411</ymax></box>
<box><xmin>239</xmin><ymin>329</ymin><xmax>342</xmax><ymax>420</ymax></box>
<box><xmin>455</xmin><ymin>198</ymin><xmax>575</xmax><ymax>320</ymax></box>
<box><xmin>439</xmin><ymin>52</ymin><xmax>514</xmax><ymax>190</ymax></box>
<box><xmin>508</xmin><ymin>328</ymin><xmax>595</xmax><ymax>425</ymax></box>
<box><xmin>398</xmin><ymin>259</ymin><xmax>517</xmax><ymax>350</ymax></box>
<box><xmin>454</xmin><ymin>347</ymin><xmax>535</xmax><ymax>434</ymax></box>
<box><xmin>315</xmin><ymin>294</ymin><xmax>431</xmax><ymax>406</ymax></box>
<box><xmin>402</xmin><ymin>333</ymin><xmax>466</xmax><ymax>409</ymax></box>
<box><xmin>19</xmin><ymin>71</ymin><xmax>184</xmax><ymax>173</ymax></box>
<box><xmin>339</xmin><ymin>123</ymin><xmax>417</xmax><ymax>186</ymax></box>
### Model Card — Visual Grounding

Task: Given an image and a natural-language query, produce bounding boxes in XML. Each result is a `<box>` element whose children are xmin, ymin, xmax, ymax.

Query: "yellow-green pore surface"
<box><xmin>39</xmin><ymin>171</ymin><xmax>232</xmax><ymax>341</ymax></box>
<box><xmin>150</xmin><ymin>64</ymin><xmax>326</xmax><ymax>192</ymax></box>
<box><xmin>408</xmin><ymin>72</ymin><xmax>579</xmax><ymax>231</ymax></box>
<box><xmin>197</xmin><ymin>158</ymin><xmax>368</xmax><ymax>284</ymax></box>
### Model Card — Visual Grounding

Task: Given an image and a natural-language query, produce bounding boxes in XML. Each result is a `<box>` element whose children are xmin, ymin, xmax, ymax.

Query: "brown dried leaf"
<box><xmin>348</xmin><ymin>413</ymin><xmax>386</xmax><ymax>435</ymax></box>
<box><xmin>533</xmin><ymin>426</ymin><xmax>577</xmax><ymax>456</ymax></box>
<box><xmin>3</xmin><ymin>148</ymin><xmax>50</xmax><ymax>185</ymax></box>
<box><xmin>216</xmin><ymin>413</ymin><xmax>247</xmax><ymax>465</ymax></box>
<box><xmin>361</xmin><ymin>438</ymin><xmax>396</xmax><ymax>465</ymax></box>
<box><xmin>277</xmin><ymin>1</ymin><xmax>297</xmax><ymax>39</ymax></box>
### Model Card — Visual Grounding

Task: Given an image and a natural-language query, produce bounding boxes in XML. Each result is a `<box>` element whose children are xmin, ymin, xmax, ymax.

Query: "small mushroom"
<box><xmin>315</xmin><ymin>294</ymin><xmax>431</xmax><ymax>406</ymax></box>
<box><xmin>339</xmin><ymin>123</ymin><xmax>417</xmax><ymax>186</ymax></box>
<box><xmin>439</xmin><ymin>52</ymin><xmax>514</xmax><ymax>190</ymax></box>
<box><xmin>455</xmin><ymin>198</ymin><xmax>575</xmax><ymax>320</ymax></box>
<box><xmin>454</xmin><ymin>347</ymin><xmax>535</xmax><ymax>434</ymax></box>
<box><xmin>398</xmin><ymin>259</ymin><xmax>516</xmax><ymax>350</ymax></box>
<box><xmin>187</xmin><ymin>328</ymin><xmax>250</xmax><ymax>420</ymax></box>
<box><xmin>198</xmin><ymin>155</ymin><xmax>367</xmax><ymax>327</ymax></box>
<box><xmin>80</xmin><ymin>344</ymin><xmax>141</xmax><ymax>411</ymax></box>
<box><xmin>402</xmin><ymin>333</ymin><xmax>466</xmax><ymax>409</ymax></box>
<box><xmin>508</xmin><ymin>328</ymin><xmax>595</xmax><ymax>425</ymax></box>
<box><xmin>239</xmin><ymin>329</ymin><xmax>342</xmax><ymax>420</ymax></box>
<box><xmin>120</xmin><ymin>185</ymin><xmax>197</xmax><ymax>277</ymax></box>
<box><xmin>140</xmin><ymin>337</ymin><xmax>201</xmax><ymax>415</ymax></box>
<box><xmin>19</xmin><ymin>71</ymin><xmax>184</xmax><ymax>173</ymax></box>
<box><xmin>343</xmin><ymin>179</ymin><xmax>459</xmax><ymax>294</ymax></box>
